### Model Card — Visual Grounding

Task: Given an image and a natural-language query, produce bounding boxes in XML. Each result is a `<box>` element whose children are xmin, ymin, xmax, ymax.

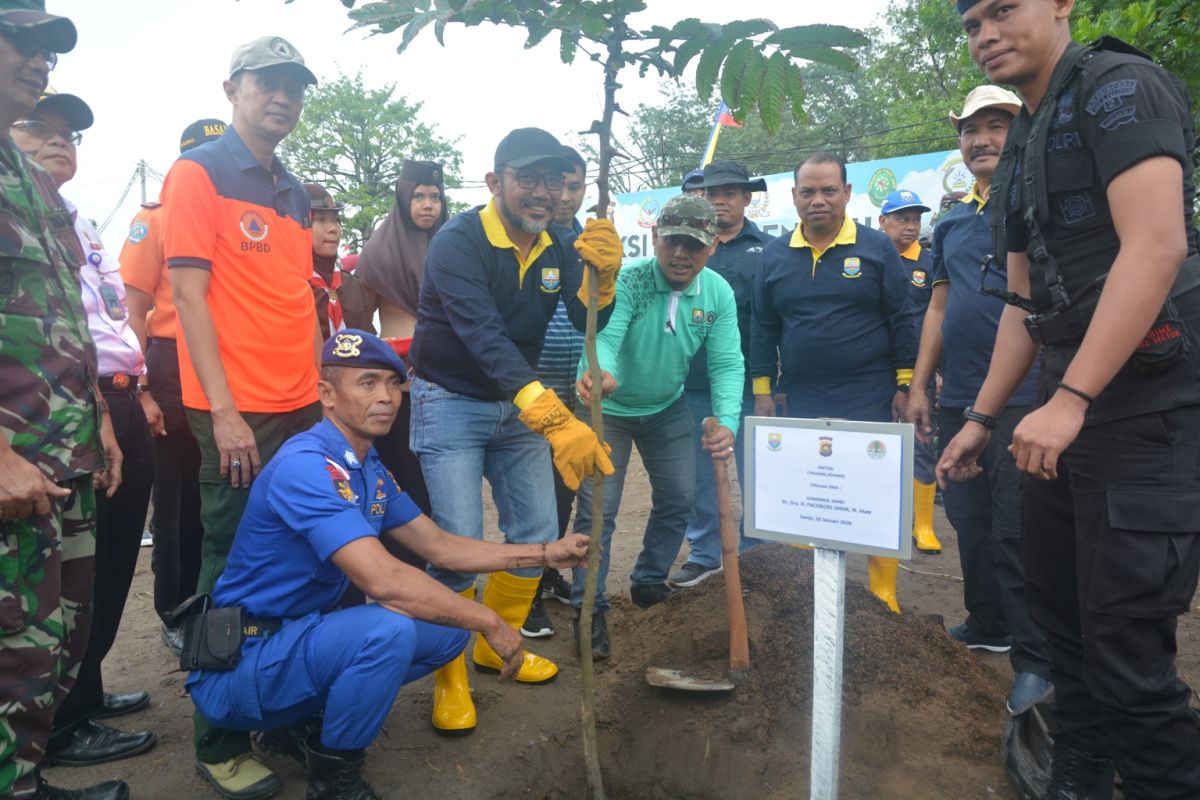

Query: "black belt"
<box><xmin>98</xmin><ymin>374</ymin><xmax>139</xmax><ymax>393</ymax></box>
<box><xmin>242</xmin><ymin>616</ymin><xmax>282</xmax><ymax>638</ymax></box>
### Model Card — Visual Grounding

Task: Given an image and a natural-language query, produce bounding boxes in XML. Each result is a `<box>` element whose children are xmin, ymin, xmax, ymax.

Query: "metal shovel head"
<box><xmin>646</xmin><ymin>666</ymin><xmax>736</xmax><ymax>692</ymax></box>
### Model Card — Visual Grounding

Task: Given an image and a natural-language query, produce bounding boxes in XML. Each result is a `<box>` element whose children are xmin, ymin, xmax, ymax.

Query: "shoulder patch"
<box><xmin>1085</xmin><ymin>79</ymin><xmax>1137</xmax><ymax>116</ymax></box>
<box><xmin>127</xmin><ymin>221</ymin><xmax>149</xmax><ymax>244</ymax></box>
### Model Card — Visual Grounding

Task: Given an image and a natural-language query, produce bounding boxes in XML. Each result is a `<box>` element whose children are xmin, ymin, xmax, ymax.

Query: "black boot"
<box><xmin>1044</xmin><ymin>745</ymin><xmax>1115</xmax><ymax>800</ymax></box>
<box><xmin>31</xmin><ymin>771</ymin><xmax>129</xmax><ymax>800</ymax></box>
<box><xmin>302</xmin><ymin>738</ymin><xmax>381</xmax><ymax>800</ymax></box>
<box><xmin>254</xmin><ymin>714</ymin><xmax>324</xmax><ymax>767</ymax></box>
<box><xmin>573</xmin><ymin>608</ymin><xmax>610</xmax><ymax>661</ymax></box>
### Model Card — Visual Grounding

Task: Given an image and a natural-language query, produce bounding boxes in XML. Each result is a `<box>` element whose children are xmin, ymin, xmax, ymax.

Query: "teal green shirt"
<box><xmin>580</xmin><ymin>257</ymin><xmax>744</xmax><ymax>433</ymax></box>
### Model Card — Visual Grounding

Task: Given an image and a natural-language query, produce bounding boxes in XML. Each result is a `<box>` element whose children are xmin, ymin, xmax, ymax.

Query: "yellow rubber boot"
<box><xmin>913</xmin><ymin>480</ymin><xmax>942</xmax><ymax>554</ymax></box>
<box><xmin>867</xmin><ymin>556</ymin><xmax>901</xmax><ymax>614</ymax></box>
<box><xmin>472</xmin><ymin>570</ymin><xmax>558</xmax><ymax>683</ymax></box>
<box><xmin>431</xmin><ymin>586</ymin><xmax>477</xmax><ymax>736</ymax></box>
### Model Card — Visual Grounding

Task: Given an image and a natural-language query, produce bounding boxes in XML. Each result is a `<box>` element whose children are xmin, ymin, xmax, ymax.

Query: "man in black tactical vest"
<box><xmin>938</xmin><ymin>1</ymin><xmax>1200</xmax><ymax>798</ymax></box>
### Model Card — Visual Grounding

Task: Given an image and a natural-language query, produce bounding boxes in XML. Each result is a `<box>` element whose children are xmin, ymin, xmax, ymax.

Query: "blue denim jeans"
<box><xmin>409</xmin><ymin>377</ymin><xmax>558</xmax><ymax>590</ymax></box>
<box><xmin>571</xmin><ymin>396</ymin><xmax>695</xmax><ymax>611</ymax></box>
<box><xmin>680</xmin><ymin>388</ymin><xmax>762</xmax><ymax>569</ymax></box>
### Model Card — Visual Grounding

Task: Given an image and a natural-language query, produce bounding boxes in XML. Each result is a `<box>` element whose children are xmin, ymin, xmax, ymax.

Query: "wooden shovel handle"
<box><xmin>704</xmin><ymin>418</ymin><xmax>750</xmax><ymax>676</ymax></box>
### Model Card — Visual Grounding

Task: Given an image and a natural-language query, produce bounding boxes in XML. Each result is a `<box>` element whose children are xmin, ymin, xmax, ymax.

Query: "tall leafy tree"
<box><xmin>280</xmin><ymin>70</ymin><xmax>464</xmax><ymax>250</ymax></box>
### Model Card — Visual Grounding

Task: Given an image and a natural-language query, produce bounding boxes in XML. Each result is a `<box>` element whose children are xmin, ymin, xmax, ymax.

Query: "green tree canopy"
<box><xmin>280</xmin><ymin>70</ymin><xmax>464</xmax><ymax>249</ymax></box>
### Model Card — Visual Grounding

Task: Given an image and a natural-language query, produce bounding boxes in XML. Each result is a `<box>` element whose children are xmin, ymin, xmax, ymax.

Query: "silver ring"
<box><xmin>231</xmin><ymin>459</ymin><xmax>242</xmax><ymax>469</ymax></box>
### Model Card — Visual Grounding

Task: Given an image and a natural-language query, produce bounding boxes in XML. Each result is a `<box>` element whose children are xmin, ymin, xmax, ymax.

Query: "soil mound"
<box><xmin>586</xmin><ymin>543</ymin><xmax>1012</xmax><ymax>799</ymax></box>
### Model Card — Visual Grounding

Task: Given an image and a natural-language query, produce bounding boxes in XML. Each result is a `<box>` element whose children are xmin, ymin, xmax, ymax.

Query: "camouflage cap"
<box><xmin>0</xmin><ymin>0</ymin><xmax>76</xmax><ymax>53</ymax></box>
<box><xmin>655</xmin><ymin>194</ymin><xmax>717</xmax><ymax>247</ymax></box>
<box><xmin>229</xmin><ymin>35</ymin><xmax>317</xmax><ymax>85</ymax></box>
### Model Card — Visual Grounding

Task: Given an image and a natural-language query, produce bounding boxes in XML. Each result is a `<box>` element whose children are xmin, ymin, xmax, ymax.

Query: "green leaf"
<box><xmin>694</xmin><ymin>38</ymin><xmax>734</xmax><ymax>102</ymax></box>
<box><xmin>559</xmin><ymin>29</ymin><xmax>578</xmax><ymax>63</ymax></box>
<box><xmin>672</xmin><ymin>35</ymin><xmax>709</xmax><ymax>75</ymax></box>
<box><xmin>729</xmin><ymin>47</ymin><xmax>766</xmax><ymax>115</ymax></box>
<box><xmin>579</xmin><ymin>10</ymin><xmax>608</xmax><ymax>39</ymax></box>
<box><xmin>785</xmin><ymin>60</ymin><xmax>807</xmax><ymax>123</ymax></box>
<box><xmin>399</xmin><ymin>11</ymin><xmax>437</xmax><ymax>53</ymax></box>
<box><xmin>765</xmin><ymin>24</ymin><xmax>868</xmax><ymax>50</ymax></box>
<box><xmin>782</xmin><ymin>44</ymin><xmax>858</xmax><ymax>72</ymax></box>
<box><xmin>636</xmin><ymin>51</ymin><xmax>673</xmax><ymax>78</ymax></box>
<box><xmin>434</xmin><ymin>17</ymin><xmax>447</xmax><ymax>44</ymax></box>
<box><xmin>757</xmin><ymin>51</ymin><xmax>788</xmax><ymax>135</ymax></box>
<box><xmin>718</xmin><ymin>40</ymin><xmax>756</xmax><ymax>108</ymax></box>
<box><xmin>348</xmin><ymin>2</ymin><xmax>422</xmax><ymax>31</ymax></box>
<box><xmin>719</xmin><ymin>18</ymin><xmax>778</xmax><ymax>40</ymax></box>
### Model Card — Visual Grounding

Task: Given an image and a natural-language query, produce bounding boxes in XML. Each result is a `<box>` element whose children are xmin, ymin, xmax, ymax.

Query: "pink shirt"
<box><xmin>69</xmin><ymin>199</ymin><xmax>145</xmax><ymax>377</ymax></box>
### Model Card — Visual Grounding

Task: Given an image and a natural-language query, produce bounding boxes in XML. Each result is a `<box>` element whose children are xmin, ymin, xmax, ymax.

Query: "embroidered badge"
<box><xmin>331</xmin><ymin>333</ymin><xmax>362</xmax><ymax>359</ymax></box>
<box><xmin>540</xmin><ymin>267</ymin><xmax>560</xmax><ymax>292</ymax></box>
<box><xmin>1085</xmin><ymin>79</ymin><xmax>1137</xmax><ymax>115</ymax></box>
<box><xmin>127</xmin><ymin>222</ymin><xmax>148</xmax><ymax>244</ymax></box>
<box><xmin>691</xmin><ymin>308</ymin><xmax>705</xmax><ymax>323</ymax></box>
<box><xmin>239</xmin><ymin>210</ymin><xmax>269</xmax><ymax>242</ymax></box>
<box><xmin>705</xmin><ymin>311</ymin><xmax>716</xmax><ymax>324</ymax></box>
<box><xmin>842</xmin><ymin>257</ymin><xmax>861</xmax><ymax>279</ymax></box>
<box><xmin>1056</xmin><ymin>89</ymin><xmax>1075</xmax><ymax>125</ymax></box>
<box><xmin>1099</xmin><ymin>106</ymin><xmax>1137</xmax><ymax>131</ymax></box>
<box><xmin>375</xmin><ymin>479</ymin><xmax>387</xmax><ymax>500</ymax></box>
<box><xmin>1060</xmin><ymin>193</ymin><xmax>1097</xmax><ymax>226</ymax></box>
<box><xmin>343</xmin><ymin>450</ymin><xmax>359</xmax><ymax>467</ymax></box>
<box><xmin>324</xmin><ymin>459</ymin><xmax>356</xmax><ymax>503</ymax></box>
<box><xmin>911</xmin><ymin>270</ymin><xmax>927</xmax><ymax>287</ymax></box>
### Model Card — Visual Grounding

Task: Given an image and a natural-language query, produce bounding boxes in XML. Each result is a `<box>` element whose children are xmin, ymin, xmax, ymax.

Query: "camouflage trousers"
<box><xmin>0</xmin><ymin>477</ymin><xmax>95</xmax><ymax>797</ymax></box>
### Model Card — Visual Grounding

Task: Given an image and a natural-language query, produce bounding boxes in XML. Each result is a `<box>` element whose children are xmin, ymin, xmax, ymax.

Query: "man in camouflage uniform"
<box><xmin>0</xmin><ymin>3</ymin><xmax>126</xmax><ymax>798</ymax></box>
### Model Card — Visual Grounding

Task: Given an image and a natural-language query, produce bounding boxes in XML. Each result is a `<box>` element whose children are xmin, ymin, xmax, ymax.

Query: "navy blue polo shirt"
<box><xmin>931</xmin><ymin>193</ymin><xmax>1037</xmax><ymax>408</ymax></box>
<box><xmin>212</xmin><ymin>418</ymin><xmax>421</xmax><ymax>619</ymax></box>
<box><xmin>899</xmin><ymin>242</ymin><xmax>933</xmax><ymax>329</ymax></box>
<box><xmin>411</xmin><ymin>201</ymin><xmax>611</xmax><ymax>401</ymax></box>
<box><xmin>684</xmin><ymin>218</ymin><xmax>772</xmax><ymax>392</ymax></box>
<box><xmin>751</xmin><ymin>218</ymin><xmax>916</xmax><ymax>421</ymax></box>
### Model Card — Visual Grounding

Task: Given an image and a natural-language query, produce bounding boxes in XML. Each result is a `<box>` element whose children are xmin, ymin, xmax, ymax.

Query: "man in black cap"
<box><xmin>161</xmin><ymin>34</ymin><xmax>321</xmax><ymax>799</ymax></box>
<box><xmin>669</xmin><ymin>160</ymin><xmax>770</xmax><ymax>590</ymax></box>
<box><xmin>190</xmin><ymin>329</ymin><xmax>589</xmax><ymax>800</ymax></box>
<box><xmin>0</xmin><ymin>4</ymin><xmax>130</xmax><ymax>798</ymax></box>
<box><xmin>940</xmin><ymin>0</ymin><xmax>1200</xmax><ymax>796</ymax></box>
<box><xmin>122</xmin><ymin>119</ymin><xmax>226</xmax><ymax>658</ymax></box>
<box><xmin>407</xmin><ymin>127</ymin><xmax>620</xmax><ymax>735</ymax></box>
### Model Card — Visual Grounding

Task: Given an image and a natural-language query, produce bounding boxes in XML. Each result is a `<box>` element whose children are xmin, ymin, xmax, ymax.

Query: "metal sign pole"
<box><xmin>810</xmin><ymin>546</ymin><xmax>846</xmax><ymax>800</ymax></box>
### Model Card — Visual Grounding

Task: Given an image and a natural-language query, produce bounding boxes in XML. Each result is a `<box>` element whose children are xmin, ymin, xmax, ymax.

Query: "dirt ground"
<box><xmin>47</xmin><ymin>455</ymin><xmax>1200</xmax><ymax>799</ymax></box>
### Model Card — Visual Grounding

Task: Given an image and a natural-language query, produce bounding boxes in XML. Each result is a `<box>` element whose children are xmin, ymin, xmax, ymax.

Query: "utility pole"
<box><xmin>138</xmin><ymin>159</ymin><xmax>147</xmax><ymax>205</ymax></box>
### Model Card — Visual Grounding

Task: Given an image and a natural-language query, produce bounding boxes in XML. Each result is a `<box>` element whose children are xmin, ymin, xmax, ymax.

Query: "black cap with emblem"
<box><xmin>399</xmin><ymin>160</ymin><xmax>444</xmax><ymax>188</ymax></box>
<box><xmin>179</xmin><ymin>118</ymin><xmax>226</xmax><ymax>153</ymax></box>
<box><xmin>321</xmin><ymin>330</ymin><xmax>406</xmax><ymax>377</ymax></box>
<box><xmin>304</xmin><ymin>183</ymin><xmax>345</xmax><ymax>212</ymax></box>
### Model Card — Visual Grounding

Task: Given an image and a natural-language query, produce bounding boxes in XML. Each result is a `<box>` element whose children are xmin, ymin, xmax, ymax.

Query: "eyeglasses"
<box><xmin>505</xmin><ymin>169</ymin><xmax>565</xmax><ymax>192</ymax></box>
<box><xmin>0</xmin><ymin>26</ymin><xmax>57</xmax><ymax>70</ymax></box>
<box><xmin>12</xmin><ymin>119</ymin><xmax>80</xmax><ymax>146</ymax></box>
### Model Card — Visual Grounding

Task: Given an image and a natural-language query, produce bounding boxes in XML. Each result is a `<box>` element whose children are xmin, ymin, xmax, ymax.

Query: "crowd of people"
<box><xmin>1</xmin><ymin>0</ymin><xmax>1198</xmax><ymax>799</ymax></box>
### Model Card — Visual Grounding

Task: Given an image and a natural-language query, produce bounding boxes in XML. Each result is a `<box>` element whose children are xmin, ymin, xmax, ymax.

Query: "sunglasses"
<box><xmin>0</xmin><ymin>25</ymin><xmax>57</xmax><ymax>70</ymax></box>
<box><xmin>12</xmin><ymin>119</ymin><xmax>80</xmax><ymax>146</ymax></box>
<box><xmin>505</xmin><ymin>169</ymin><xmax>565</xmax><ymax>192</ymax></box>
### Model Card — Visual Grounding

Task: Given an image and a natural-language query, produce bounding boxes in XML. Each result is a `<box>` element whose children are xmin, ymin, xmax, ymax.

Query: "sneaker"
<box><xmin>195</xmin><ymin>753</ymin><xmax>282</xmax><ymax>800</ymax></box>
<box><xmin>667</xmin><ymin>562</ymin><xmax>722</xmax><ymax>588</ymax></box>
<box><xmin>573</xmin><ymin>609</ymin><xmax>610</xmax><ymax>661</ymax></box>
<box><xmin>540</xmin><ymin>570</ymin><xmax>572</xmax><ymax>605</ymax></box>
<box><xmin>948</xmin><ymin>622</ymin><xmax>1013</xmax><ymax>653</ymax></box>
<box><xmin>520</xmin><ymin>595</ymin><xmax>554</xmax><ymax>638</ymax></box>
<box><xmin>629</xmin><ymin>582</ymin><xmax>675</xmax><ymax>609</ymax></box>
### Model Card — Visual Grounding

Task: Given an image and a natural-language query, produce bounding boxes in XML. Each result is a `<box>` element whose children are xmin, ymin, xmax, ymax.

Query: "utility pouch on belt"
<box><xmin>167</xmin><ymin>593</ymin><xmax>253</xmax><ymax>672</ymax></box>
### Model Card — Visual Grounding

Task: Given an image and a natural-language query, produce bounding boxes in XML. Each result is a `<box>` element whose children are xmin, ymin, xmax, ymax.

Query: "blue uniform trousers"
<box><xmin>189</xmin><ymin>605</ymin><xmax>467</xmax><ymax>750</ymax></box>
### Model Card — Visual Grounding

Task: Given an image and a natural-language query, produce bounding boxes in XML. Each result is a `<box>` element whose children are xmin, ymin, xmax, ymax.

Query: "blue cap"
<box><xmin>681</xmin><ymin>168</ymin><xmax>705</xmax><ymax>191</ymax></box>
<box><xmin>880</xmin><ymin>190</ymin><xmax>931</xmax><ymax>216</ymax></box>
<box><xmin>321</xmin><ymin>330</ymin><xmax>407</xmax><ymax>377</ymax></box>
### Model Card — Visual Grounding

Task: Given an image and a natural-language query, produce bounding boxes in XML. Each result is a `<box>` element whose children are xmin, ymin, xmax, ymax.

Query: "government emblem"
<box><xmin>540</xmin><ymin>267</ymin><xmax>560</xmax><ymax>292</ymax></box>
<box><xmin>911</xmin><ymin>270</ymin><xmax>926</xmax><ymax>287</ymax></box>
<box><xmin>691</xmin><ymin>308</ymin><xmax>705</xmax><ymax>324</ymax></box>
<box><xmin>767</xmin><ymin>432</ymin><xmax>782</xmax><ymax>452</ymax></box>
<box><xmin>332</xmin><ymin>333</ymin><xmax>363</xmax><ymax>359</ymax></box>
<box><xmin>842</xmin><ymin>258</ymin><xmax>861</xmax><ymax>279</ymax></box>
<box><xmin>239</xmin><ymin>210</ymin><xmax>269</xmax><ymax>242</ymax></box>
<box><xmin>866</xmin><ymin>440</ymin><xmax>887</xmax><ymax>460</ymax></box>
<box><xmin>127</xmin><ymin>221</ymin><xmax>148</xmax><ymax>244</ymax></box>
<box><xmin>819</xmin><ymin>436</ymin><xmax>833</xmax><ymax>457</ymax></box>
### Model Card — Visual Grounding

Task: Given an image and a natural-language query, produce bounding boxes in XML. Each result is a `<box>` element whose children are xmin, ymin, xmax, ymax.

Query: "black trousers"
<box><xmin>145</xmin><ymin>338</ymin><xmax>203</xmax><ymax>621</ymax></box>
<box><xmin>1024</xmin><ymin>406</ymin><xmax>1200</xmax><ymax>799</ymax></box>
<box><xmin>52</xmin><ymin>385</ymin><xmax>155</xmax><ymax>734</ymax></box>
<box><xmin>940</xmin><ymin>405</ymin><xmax>1049</xmax><ymax>677</ymax></box>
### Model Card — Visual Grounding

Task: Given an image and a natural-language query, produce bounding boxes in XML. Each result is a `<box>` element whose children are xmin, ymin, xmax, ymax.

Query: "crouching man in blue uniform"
<box><xmin>184</xmin><ymin>330</ymin><xmax>588</xmax><ymax>800</ymax></box>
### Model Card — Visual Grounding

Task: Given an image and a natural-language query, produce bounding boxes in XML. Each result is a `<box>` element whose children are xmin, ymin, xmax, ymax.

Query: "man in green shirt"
<box><xmin>571</xmin><ymin>194</ymin><xmax>743</xmax><ymax>659</ymax></box>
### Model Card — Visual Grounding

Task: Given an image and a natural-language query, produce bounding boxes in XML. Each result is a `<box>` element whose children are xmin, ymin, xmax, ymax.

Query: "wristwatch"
<box><xmin>962</xmin><ymin>406</ymin><xmax>997</xmax><ymax>430</ymax></box>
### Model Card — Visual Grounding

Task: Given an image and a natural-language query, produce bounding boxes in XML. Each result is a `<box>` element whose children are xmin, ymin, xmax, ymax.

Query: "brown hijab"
<box><xmin>354</xmin><ymin>160</ymin><xmax>449</xmax><ymax>315</ymax></box>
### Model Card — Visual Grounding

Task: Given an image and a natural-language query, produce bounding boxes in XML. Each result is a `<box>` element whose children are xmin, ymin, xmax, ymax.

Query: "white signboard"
<box><xmin>744</xmin><ymin>417</ymin><xmax>913</xmax><ymax>559</ymax></box>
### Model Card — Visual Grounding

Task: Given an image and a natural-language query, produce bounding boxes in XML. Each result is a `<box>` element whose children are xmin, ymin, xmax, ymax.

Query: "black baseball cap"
<box><xmin>694</xmin><ymin>160</ymin><xmax>767</xmax><ymax>193</ymax></box>
<box><xmin>304</xmin><ymin>182</ymin><xmax>345</xmax><ymax>212</ymax></box>
<box><xmin>494</xmin><ymin>127</ymin><xmax>571</xmax><ymax>172</ymax></box>
<box><xmin>179</xmin><ymin>119</ymin><xmax>226</xmax><ymax>153</ymax></box>
<box><xmin>0</xmin><ymin>1</ymin><xmax>75</xmax><ymax>53</ymax></box>
<box><xmin>400</xmin><ymin>160</ymin><xmax>444</xmax><ymax>187</ymax></box>
<box><xmin>35</xmin><ymin>87</ymin><xmax>91</xmax><ymax>131</ymax></box>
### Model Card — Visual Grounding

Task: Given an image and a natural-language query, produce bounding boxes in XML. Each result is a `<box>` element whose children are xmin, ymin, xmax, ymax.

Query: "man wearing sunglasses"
<box><xmin>0</xmin><ymin>3</ymin><xmax>130</xmax><ymax>799</ymax></box>
<box><xmin>570</xmin><ymin>194</ymin><xmax>743</xmax><ymax>659</ymax></box>
<box><xmin>407</xmin><ymin>127</ymin><xmax>620</xmax><ymax>735</ymax></box>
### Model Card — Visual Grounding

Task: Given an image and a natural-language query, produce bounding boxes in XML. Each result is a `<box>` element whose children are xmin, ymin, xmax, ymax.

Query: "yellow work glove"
<box><xmin>574</xmin><ymin>219</ymin><xmax>622</xmax><ymax>309</ymax></box>
<box><xmin>518</xmin><ymin>389</ymin><xmax>614</xmax><ymax>491</ymax></box>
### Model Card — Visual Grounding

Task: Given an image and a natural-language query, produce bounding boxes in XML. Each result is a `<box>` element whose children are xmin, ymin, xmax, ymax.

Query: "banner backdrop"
<box><xmin>610</xmin><ymin>149</ymin><xmax>972</xmax><ymax>260</ymax></box>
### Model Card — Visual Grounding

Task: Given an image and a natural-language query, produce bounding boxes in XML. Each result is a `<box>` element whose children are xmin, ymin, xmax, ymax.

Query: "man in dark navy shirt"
<box><xmin>907</xmin><ymin>86</ymin><xmax>1051</xmax><ymax>720</ymax></box>
<box><xmin>669</xmin><ymin>160</ymin><xmax>771</xmax><ymax>590</ymax></box>
<box><xmin>408</xmin><ymin>128</ymin><xmax>620</xmax><ymax>735</ymax></box>
<box><xmin>189</xmin><ymin>331</ymin><xmax>588</xmax><ymax>800</ymax></box>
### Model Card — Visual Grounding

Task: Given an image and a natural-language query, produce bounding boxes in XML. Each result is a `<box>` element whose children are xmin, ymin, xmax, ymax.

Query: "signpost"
<box><xmin>744</xmin><ymin>417</ymin><xmax>913</xmax><ymax>800</ymax></box>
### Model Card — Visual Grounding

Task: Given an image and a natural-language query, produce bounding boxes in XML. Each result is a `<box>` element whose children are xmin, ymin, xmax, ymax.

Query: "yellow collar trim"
<box><xmin>790</xmin><ymin>215</ymin><xmax>857</xmax><ymax>270</ymax></box>
<box><xmin>962</xmin><ymin>182</ymin><xmax>988</xmax><ymax>215</ymax></box>
<box><xmin>900</xmin><ymin>241</ymin><xmax>922</xmax><ymax>261</ymax></box>
<box><xmin>480</xmin><ymin>199</ymin><xmax>552</xmax><ymax>283</ymax></box>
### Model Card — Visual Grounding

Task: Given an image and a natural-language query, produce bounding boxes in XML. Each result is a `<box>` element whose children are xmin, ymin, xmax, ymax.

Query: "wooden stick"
<box><xmin>706</xmin><ymin>417</ymin><xmax>750</xmax><ymax>679</ymax></box>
